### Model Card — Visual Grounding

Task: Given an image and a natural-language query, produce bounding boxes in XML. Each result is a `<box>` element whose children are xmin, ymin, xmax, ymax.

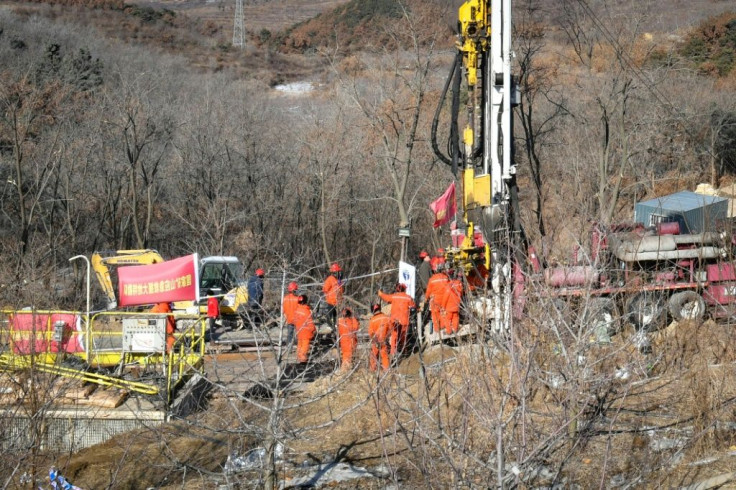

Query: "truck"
<box><xmin>423</xmin><ymin>0</ymin><xmax>736</xmax><ymax>343</ymax></box>
<box><xmin>91</xmin><ymin>250</ymin><xmax>249</xmax><ymax>325</ymax></box>
<box><xmin>524</xmin><ymin>218</ymin><xmax>736</xmax><ymax>333</ymax></box>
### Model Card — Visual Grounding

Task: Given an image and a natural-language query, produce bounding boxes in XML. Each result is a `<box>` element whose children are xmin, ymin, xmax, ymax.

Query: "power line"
<box><xmin>233</xmin><ymin>0</ymin><xmax>245</xmax><ymax>49</ymax></box>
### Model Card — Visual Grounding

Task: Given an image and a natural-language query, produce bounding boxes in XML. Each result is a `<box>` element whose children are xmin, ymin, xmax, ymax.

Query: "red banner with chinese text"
<box><xmin>118</xmin><ymin>254</ymin><xmax>199</xmax><ymax>306</ymax></box>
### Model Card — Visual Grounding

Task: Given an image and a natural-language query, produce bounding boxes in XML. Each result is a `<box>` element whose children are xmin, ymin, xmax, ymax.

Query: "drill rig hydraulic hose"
<box><xmin>431</xmin><ymin>52</ymin><xmax>462</xmax><ymax>175</ymax></box>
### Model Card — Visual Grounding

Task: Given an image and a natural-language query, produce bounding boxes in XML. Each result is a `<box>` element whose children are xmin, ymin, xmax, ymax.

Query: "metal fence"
<box><xmin>0</xmin><ymin>408</ymin><xmax>164</xmax><ymax>452</ymax></box>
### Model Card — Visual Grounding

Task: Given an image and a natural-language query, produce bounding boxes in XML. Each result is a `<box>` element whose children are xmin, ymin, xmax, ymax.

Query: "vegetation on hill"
<box><xmin>680</xmin><ymin>11</ymin><xmax>736</xmax><ymax>77</ymax></box>
<box><xmin>274</xmin><ymin>0</ymin><xmax>454</xmax><ymax>54</ymax></box>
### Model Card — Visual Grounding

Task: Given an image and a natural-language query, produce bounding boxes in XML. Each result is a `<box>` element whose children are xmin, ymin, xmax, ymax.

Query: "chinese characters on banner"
<box><xmin>118</xmin><ymin>254</ymin><xmax>200</xmax><ymax>306</ymax></box>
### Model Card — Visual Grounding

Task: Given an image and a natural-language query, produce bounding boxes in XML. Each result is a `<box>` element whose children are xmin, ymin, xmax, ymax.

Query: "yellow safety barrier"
<box><xmin>0</xmin><ymin>309</ymin><xmax>206</xmax><ymax>406</ymax></box>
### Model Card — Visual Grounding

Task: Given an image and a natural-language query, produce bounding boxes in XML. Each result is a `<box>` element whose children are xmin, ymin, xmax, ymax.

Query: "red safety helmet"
<box><xmin>288</xmin><ymin>281</ymin><xmax>298</xmax><ymax>292</ymax></box>
<box><xmin>395</xmin><ymin>283</ymin><xmax>407</xmax><ymax>292</ymax></box>
<box><xmin>341</xmin><ymin>307</ymin><xmax>353</xmax><ymax>317</ymax></box>
<box><xmin>330</xmin><ymin>263</ymin><xmax>342</xmax><ymax>273</ymax></box>
<box><xmin>255</xmin><ymin>268</ymin><xmax>265</xmax><ymax>277</ymax></box>
<box><xmin>298</xmin><ymin>294</ymin><xmax>308</xmax><ymax>304</ymax></box>
<box><xmin>419</xmin><ymin>250</ymin><xmax>429</xmax><ymax>259</ymax></box>
<box><xmin>371</xmin><ymin>303</ymin><xmax>381</xmax><ymax>313</ymax></box>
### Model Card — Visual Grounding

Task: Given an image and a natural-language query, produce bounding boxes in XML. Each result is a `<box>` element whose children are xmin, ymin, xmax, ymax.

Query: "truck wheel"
<box><xmin>668</xmin><ymin>291</ymin><xmax>705</xmax><ymax>322</ymax></box>
<box><xmin>625</xmin><ymin>292</ymin><xmax>666</xmax><ymax>332</ymax></box>
<box><xmin>582</xmin><ymin>297</ymin><xmax>620</xmax><ymax>341</ymax></box>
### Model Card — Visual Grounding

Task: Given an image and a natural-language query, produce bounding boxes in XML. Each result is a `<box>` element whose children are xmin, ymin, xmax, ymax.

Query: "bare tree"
<box><xmin>100</xmin><ymin>69</ymin><xmax>175</xmax><ymax>249</ymax></box>
<box><xmin>334</xmin><ymin>3</ymin><xmax>446</xmax><ymax>261</ymax></box>
<box><xmin>515</xmin><ymin>0</ymin><xmax>569</xmax><ymax>241</ymax></box>
<box><xmin>0</xmin><ymin>72</ymin><xmax>67</xmax><ymax>264</ymax></box>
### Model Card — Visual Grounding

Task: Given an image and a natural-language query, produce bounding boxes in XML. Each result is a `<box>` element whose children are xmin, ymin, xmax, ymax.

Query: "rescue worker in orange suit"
<box><xmin>150</xmin><ymin>302</ymin><xmax>176</xmax><ymax>352</ymax></box>
<box><xmin>378</xmin><ymin>283</ymin><xmax>415</xmax><ymax>356</ymax></box>
<box><xmin>368</xmin><ymin>303</ymin><xmax>393</xmax><ymax>371</ymax></box>
<box><xmin>293</xmin><ymin>295</ymin><xmax>316</xmax><ymax>364</ymax></box>
<box><xmin>424</xmin><ymin>265</ymin><xmax>449</xmax><ymax>334</ymax></box>
<box><xmin>440</xmin><ymin>270</ymin><xmax>464</xmax><ymax>334</ymax></box>
<box><xmin>282</xmin><ymin>281</ymin><xmax>300</xmax><ymax>348</ymax></box>
<box><xmin>322</xmin><ymin>263</ymin><xmax>344</xmax><ymax>328</ymax></box>
<box><xmin>337</xmin><ymin>307</ymin><xmax>359</xmax><ymax>371</ymax></box>
<box><xmin>430</xmin><ymin>248</ymin><xmax>446</xmax><ymax>273</ymax></box>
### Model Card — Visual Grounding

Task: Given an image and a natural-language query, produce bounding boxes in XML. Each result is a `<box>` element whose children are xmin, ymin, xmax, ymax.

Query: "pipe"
<box><xmin>611</xmin><ymin>232</ymin><xmax>721</xmax><ymax>254</ymax></box>
<box><xmin>612</xmin><ymin>246</ymin><xmax>724</xmax><ymax>263</ymax></box>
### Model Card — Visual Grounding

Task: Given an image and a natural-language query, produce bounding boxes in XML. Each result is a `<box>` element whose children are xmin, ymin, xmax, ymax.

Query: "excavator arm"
<box><xmin>91</xmin><ymin>250</ymin><xmax>165</xmax><ymax>309</ymax></box>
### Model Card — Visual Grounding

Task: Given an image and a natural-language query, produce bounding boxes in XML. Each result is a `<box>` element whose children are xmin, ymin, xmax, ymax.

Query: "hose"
<box><xmin>450</xmin><ymin>53</ymin><xmax>462</xmax><ymax>176</ymax></box>
<box><xmin>431</xmin><ymin>52</ymin><xmax>462</xmax><ymax>174</ymax></box>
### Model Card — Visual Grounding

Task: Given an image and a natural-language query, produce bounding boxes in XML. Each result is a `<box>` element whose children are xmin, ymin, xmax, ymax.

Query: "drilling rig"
<box><xmin>427</xmin><ymin>1</ymin><xmax>736</xmax><ymax>346</ymax></box>
<box><xmin>431</xmin><ymin>0</ymin><xmax>521</xmax><ymax>334</ymax></box>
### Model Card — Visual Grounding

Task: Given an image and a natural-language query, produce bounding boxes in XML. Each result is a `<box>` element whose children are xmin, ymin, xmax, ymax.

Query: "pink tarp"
<box><xmin>10</xmin><ymin>312</ymin><xmax>84</xmax><ymax>355</ymax></box>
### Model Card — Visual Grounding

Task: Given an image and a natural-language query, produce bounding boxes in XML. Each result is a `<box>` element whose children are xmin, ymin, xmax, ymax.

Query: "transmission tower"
<box><xmin>232</xmin><ymin>0</ymin><xmax>244</xmax><ymax>48</ymax></box>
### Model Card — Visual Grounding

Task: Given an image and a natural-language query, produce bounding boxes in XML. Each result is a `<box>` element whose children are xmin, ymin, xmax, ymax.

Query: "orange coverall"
<box><xmin>441</xmin><ymin>278</ymin><xmax>463</xmax><ymax>334</ymax></box>
<box><xmin>378</xmin><ymin>290</ymin><xmax>415</xmax><ymax>355</ymax></box>
<box><xmin>282</xmin><ymin>292</ymin><xmax>299</xmax><ymax>326</ymax></box>
<box><xmin>425</xmin><ymin>272</ymin><xmax>449</xmax><ymax>333</ymax></box>
<box><xmin>368</xmin><ymin>311</ymin><xmax>394</xmax><ymax>371</ymax></box>
<box><xmin>293</xmin><ymin>303</ymin><xmax>316</xmax><ymax>363</ymax></box>
<box><xmin>337</xmin><ymin>316</ymin><xmax>360</xmax><ymax>370</ymax></box>
<box><xmin>150</xmin><ymin>302</ymin><xmax>176</xmax><ymax>352</ymax></box>
<box><xmin>323</xmin><ymin>275</ymin><xmax>343</xmax><ymax>307</ymax></box>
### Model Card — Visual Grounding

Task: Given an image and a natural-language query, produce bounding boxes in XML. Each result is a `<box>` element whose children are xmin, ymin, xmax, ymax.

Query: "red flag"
<box><xmin>430</xmin><ymin>182</ymin><xmax>457</xmax><ymax>228</ymax></box>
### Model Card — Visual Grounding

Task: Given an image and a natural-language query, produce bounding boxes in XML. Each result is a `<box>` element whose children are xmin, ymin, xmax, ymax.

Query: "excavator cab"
<box><xmin>199</xmin><ymin>257</ymin><xmax>243</xmax><ymax>297</ymax></box>
<box><xmin>172</xmin><ymin>256</ymin><xmax>247</xmax><ymax>318</ymax></box>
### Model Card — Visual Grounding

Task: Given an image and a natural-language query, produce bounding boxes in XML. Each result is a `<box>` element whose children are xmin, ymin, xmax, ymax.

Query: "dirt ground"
<box><xmin>6</xmin><ymin>315</ymin><xmax>736</xmax><ymax>488</ymax></box>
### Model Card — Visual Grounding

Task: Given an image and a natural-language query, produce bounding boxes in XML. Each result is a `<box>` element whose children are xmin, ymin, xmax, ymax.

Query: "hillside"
<box><xmin>7</xmin><ymin>0</ymin><xmax>736</xmax><ymax>84</ymax></box>
<box><xmin>275</xmin><ymin>0</ymin><xmax>455</xmax><ymax>55</ymax></box>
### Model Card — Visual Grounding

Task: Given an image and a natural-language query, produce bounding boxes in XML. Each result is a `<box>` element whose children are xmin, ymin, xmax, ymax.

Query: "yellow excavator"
<box><xmin>91</xmin><ymin>250</ymin><xmax>248</xmax><ymax>319</ymax></box>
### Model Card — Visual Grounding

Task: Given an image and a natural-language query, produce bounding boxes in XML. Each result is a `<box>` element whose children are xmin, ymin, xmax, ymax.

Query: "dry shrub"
<box><xmin>652</xmin><ymin>172</ymin><xmax>701</xmax><ymax>197</ymax></box>
<box><xmin>649</xmin><ymin>318</ymin><xmax>736</xmax><ymax>458</ymax></box>
<box><xmin>684</xmin><ymin>350</ymin><xmax>716</xmax><ymax>456</ymax></box>
<box><xmin>338</xmin><ymin>55</ymin><xmax>366</xmax><ymax>76</ymax></box>
<box><xmin>590</xmin><ymin>42</ymin><xmax>617</xmax><ymax>73</ymax></box>
<box><xmin>652</xmin><ymin>319</ymin><xmax>736</xmax><ymax>372</ymax></box>
<box><xmin>199</xmin><ymin>19</ymin><xmax>221</xmax><ymax>37</ymax></box>
<box><xmin>715</xmin><ymin>66</ymin><xmax>736</xmax><ymax>91</ymax></box>
<box><xmin>630</xmin><ymin>34</ymin><xmax>656</xmax><ymax>67</ymax></box>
